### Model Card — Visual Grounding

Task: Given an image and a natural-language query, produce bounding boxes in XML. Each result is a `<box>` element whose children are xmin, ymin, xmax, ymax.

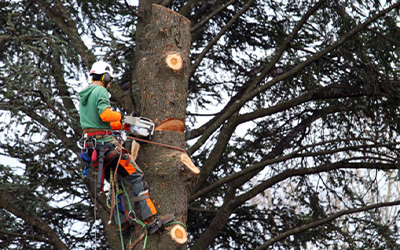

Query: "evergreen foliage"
<box><xmin>1</xmin><ymin>0</ymin><xmax>400</xmax><ymax>249</ymax></box>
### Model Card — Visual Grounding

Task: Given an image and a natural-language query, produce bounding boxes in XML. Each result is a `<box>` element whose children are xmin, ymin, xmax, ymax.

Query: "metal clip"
<box><xmin>82</xmin><ymin>139</ymin><xmax>88</xmax><ymax>153</ymax></box>
<box><xmin>77</xmin><ymin>138</ymin><xmax>87</xmax><ymax>153</ymax></box>
<box><xmin>92</xmin><ymin>138</ymin><xmax>97</xmax><ymax>148</ymax></box>
<box><xmin>77</xmin><ymin>139</ymin><xmax>84</xmax><ymax>150</ymax></box>
<box><xmin>128</xmin><ymin>210</ymin><xmax>137</xmax><ymax>219</ymax></box>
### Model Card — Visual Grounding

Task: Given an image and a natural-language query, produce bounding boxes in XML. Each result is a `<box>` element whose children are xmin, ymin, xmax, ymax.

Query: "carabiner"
<box><xmin>128</xmin><ymin>210</ymin><xmax>137</xmax><ymax>220</ymax></box>
<box><xmin>77</xmin><ymin>138</ymin><xmax>85</xmax><ymax>149</ymax></box>
<box><xmin>76</xmin><ymin>139</ymin><xmax>83</xmax><ymax>150</ymax></box>
<box><xmin>92</xmin><ymin>138</ymin><xmax>97</xmax><ymax>148</ymax></box>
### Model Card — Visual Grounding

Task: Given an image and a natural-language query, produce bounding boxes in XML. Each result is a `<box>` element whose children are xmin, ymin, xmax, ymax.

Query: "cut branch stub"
<box><xmin>165</xmin><ymin>52</ymin><xmax>183</xmax><ymax>71</ymax></box>
<box><xmin>155</xmin><ymin>118</ymin><xmax>185</xmax><ymax>132</ymax></box>
<box><xmin>130</xmin><ymin>140</ymin><xmax>141</xmax><ymax>161</ymax></box>
<box><xmin>170</xmin><ymin>224</ymin><xmax>188</xmax><ymax>244</ymax></box>
<box><xmin>180</xmin><ymin>152</ymin><xmax>200</xmax><ymax>174</ymax></box>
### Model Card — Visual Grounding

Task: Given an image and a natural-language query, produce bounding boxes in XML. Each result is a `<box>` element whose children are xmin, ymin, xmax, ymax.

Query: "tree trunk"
<box><xmin>133</xmin><ymin>3</ymin><xmax>192</xmax><ymax>250</ymax></box>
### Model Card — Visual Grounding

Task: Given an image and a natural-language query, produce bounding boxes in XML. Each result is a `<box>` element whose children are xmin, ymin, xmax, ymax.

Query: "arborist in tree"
<box><xmin>78</xmin><ymin>61</ymin><xmax>174</xmax><ymax>238</ymax></box>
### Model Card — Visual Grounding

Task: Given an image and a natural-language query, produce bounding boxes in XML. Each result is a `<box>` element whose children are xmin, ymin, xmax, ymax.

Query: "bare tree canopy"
<box><xmin>1</xmin><ymin>0</ymin><xmax>400</xmax><ymax>249</ymax></box>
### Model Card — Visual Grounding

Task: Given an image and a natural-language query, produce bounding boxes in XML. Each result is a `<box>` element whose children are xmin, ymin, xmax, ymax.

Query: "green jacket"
<box><xmin>79</xmin><ymin>84</ymin><xmax>112</xmax><ymax>131</ymax></box>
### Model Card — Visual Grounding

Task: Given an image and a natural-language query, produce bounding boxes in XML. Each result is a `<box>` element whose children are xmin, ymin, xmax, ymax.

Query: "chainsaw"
<box><xmin>123</xmin><ymin>115</ymin><xmax>155</xmax><ymax>139</ymax></box>
<box><xmin>121</xmin><ymin>115</ymin><xmax>200</xmax><ymax>174</ymax></box>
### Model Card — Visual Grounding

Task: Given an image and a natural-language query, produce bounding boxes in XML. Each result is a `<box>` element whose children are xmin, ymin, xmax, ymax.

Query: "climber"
<box><xmin>78</xmin><ymin>61</ymin><xmax>174</xmax><ymax>237</ymax></box>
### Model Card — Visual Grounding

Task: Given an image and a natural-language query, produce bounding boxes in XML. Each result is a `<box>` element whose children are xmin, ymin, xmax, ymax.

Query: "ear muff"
<box><xmin>101</xmin><ymin>73</ymin><xmax>112</xmax><ymax>85</ymax></box>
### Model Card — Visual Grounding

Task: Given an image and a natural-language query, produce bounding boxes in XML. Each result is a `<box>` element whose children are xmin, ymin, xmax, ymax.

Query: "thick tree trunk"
<box><xmin>133</xmin><ymin>3</ymin><xmax>192</xmax><ymax>250</ymax></box>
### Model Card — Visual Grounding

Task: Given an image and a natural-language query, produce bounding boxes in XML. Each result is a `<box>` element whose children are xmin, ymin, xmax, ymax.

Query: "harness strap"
<box><xmin>91</xmin><ymin>150</ymin><xmax>119</xmax><ymax>169</ymax></box>
<box><xmin>131</xmin><ymin>194</ymin><xmax>150</xmax><ymax>202</ymax></box>
<box><xmin>97</xmin><ymin>145</ymin><xmax>106</xmax><ymax>192</ymax></box>
<box><xmin>85</xmin><ymin>130</ymin><xmax>112</xmax><ymax>138</ymax></box>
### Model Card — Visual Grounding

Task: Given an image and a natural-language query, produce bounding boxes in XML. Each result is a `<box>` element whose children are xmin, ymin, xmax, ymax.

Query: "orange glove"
<box><xmin>110</xmin><ymin>121</ymin><xmax>131</xmax><ymax>131</ymax></box>
<box><xmin>100</xmin><ymin>107</ymin><xmax>121</xmax><ymax>122</ymax></box>
<box><xmin>110</xmin><ymin>121</ymin><xmax>122</xmax><ymax>130</ymax></box>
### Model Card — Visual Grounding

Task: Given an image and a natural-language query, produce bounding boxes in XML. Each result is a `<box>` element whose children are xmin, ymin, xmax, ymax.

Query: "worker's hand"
<box><xmin>110</xmin><ymin>121</ymin><xmax>122</xmax><ymax>130</ymax></box>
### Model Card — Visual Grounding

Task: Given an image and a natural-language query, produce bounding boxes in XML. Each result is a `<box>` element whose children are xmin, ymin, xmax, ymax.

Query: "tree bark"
<box><xmin>133</xmin><ymin>3</ymin><xmax>192</xmax><ymax>249</ymax></box>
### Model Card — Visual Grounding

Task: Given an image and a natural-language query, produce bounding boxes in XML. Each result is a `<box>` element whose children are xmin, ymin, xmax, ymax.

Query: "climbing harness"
<box><xmin>78</xmin><ymin>120</ymin><xmax>189</xmax><ymax>248</ymax></box>
<box><xmin>79</xmin><ymin>132</ymin><xmax>119</xmax><ymax>194</ymax></box>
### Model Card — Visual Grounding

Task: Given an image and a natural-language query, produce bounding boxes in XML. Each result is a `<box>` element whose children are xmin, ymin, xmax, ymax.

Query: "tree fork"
<box><xmin>133</xmin><ymin>3</ymin><xmax>192</xmax><ymax>249</ymax></box>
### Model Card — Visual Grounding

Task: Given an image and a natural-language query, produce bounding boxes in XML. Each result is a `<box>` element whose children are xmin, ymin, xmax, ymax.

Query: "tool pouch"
<box><xmin>91</xmin><ymin>149</ymin><xmax>99</xmax><ymax>171</ymax></box>
<box><xmin>79</xmin><ymin>151</ymin><xmax>91</xmax><ymax>177</ymax></box>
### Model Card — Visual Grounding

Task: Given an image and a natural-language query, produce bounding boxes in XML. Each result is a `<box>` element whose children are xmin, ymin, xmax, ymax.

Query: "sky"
<box><xmin>0</xmin><ymin>154</ymin><xmax>24</xmax><ymax>168</ymax></box>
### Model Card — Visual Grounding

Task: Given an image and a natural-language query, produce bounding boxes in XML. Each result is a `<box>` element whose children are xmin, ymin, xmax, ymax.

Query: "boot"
<box><xmin>145</xmin><ymin>214</ymin><xmax>175</xmax><ymax>235</ymax></box>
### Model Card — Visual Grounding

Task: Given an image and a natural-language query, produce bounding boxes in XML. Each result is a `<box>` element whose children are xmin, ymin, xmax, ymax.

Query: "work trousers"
<box><xmin>99</xmin><ymin>139</ymin><xmax>157</xmax><ymax>221</ymax></box>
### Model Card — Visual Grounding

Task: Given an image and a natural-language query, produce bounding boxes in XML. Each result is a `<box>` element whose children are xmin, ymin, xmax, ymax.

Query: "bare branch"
<box><xmin>0</xmin><ymin>192</ymin><xmax>69</xmax><ymax>250</ymax></box>
<box><xmin>189</xmin><ymin>0</ymin><xmax>254</xmax><ymax>78</ymax></box>
<box><xmin>32</xmin><ymin>0</ymin><xmax>95</xmax><ymax>66</ymax></box>
<box><xmin>190</xmin><ymin>0</ymin><xmax>236</xmax><ymax>32</ymax></box>
<box><xmin>187</xmin><ymin>1</ymin><xmax>400</xmax><ymax>155</ymax></box>
<box><xmin>254</xmin><ymin>200</ymin><xmax>400</xmax><ymax>250</ymax></box>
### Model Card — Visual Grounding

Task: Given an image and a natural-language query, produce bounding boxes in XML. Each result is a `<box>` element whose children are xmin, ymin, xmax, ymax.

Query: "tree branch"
<box><xmin>0</xmin><ymin>228</ymin><xmax>50</xmax><ymax>244</ymax></box>
<box><xmin>191</xmin><ymin>112</ymin><xmax>322</xmax><ymax>200</ymax></box>
<box><xmin>33</xmin><ymin>0</ymin><xmax>134</xmax><ymax>113</ymax></box>
<box><xmin>187</xmin><ymin>0</ymin><xmax>327</xmax><ymax>143</ymax></box>
<box><xmin>235</xmin><ymin>161</ymin><xmax>399</xmax><ymax>207</ymax></box>
<box><xmin>187</xmin><ymin>1</ymin><xmax>400</xmax><ymax>155</ymax></box>
<box><xmin>249</xmin><ymin>0</ymin><xmax>328</xmax><ymax>90</ymax></box>
<box><xmin>190</xmin><ymin>0</ymin><xmax>236</xmax><ymax>32</ymax></box>
<box><xmin>237</xmin><ymin>83</ymin><xmax>366</xmax><ymax>124</ymax></box>
<box><xmin>0</xmin><ymin>191</ymin><xmax>69</xmax><ymax>250</ymax></box>
<box><xmin>191</xmin><ymin>111</ymin><xmax>240</xmax><ymax>193</ymax></box>
<box><xmin>189</xmin><ymin>0</ymin><xmax>254</xmax><ymax>78</ymax></box>
<box><xmin>178</xmin><ymin>0</ymin><xmax>199</xmax><ymax>17</ymax></box>
<box><xmin>32</xmin><ymin>0</ymin><xmax>95</xmax><ymax>66</ymax></box>
<box><xmin>192</xmin><ymin>161</ymin><xmax>399</xmax><ymax>249</ymax></box>
<box><xmin>254</xmin><ymin>200</ymin><xmax>400</xmax><ymax>250</ymax></box>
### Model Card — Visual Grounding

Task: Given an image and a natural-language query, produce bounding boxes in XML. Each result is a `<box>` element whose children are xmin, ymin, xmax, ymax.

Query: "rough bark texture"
<box><xmin>134</xmin><ymin>4</ymin><xmax>192</xmax><ymax>250</ymax></box>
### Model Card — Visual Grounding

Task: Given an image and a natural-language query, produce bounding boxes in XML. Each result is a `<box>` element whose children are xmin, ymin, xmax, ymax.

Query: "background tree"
<box><xmin>1</xmin><ymin>0</ymin><xmax>400</xmax><ymax>249</ymax></box>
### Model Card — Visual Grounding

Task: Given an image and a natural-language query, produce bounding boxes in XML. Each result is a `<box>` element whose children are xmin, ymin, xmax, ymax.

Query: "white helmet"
<box><xmin>89</xmin><ymin>61</ymin><xmax>115</xmax><ymax>78</ymax></box>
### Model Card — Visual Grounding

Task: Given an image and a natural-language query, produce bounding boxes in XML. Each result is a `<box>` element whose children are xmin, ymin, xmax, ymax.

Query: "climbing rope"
<box><xmin>94</xmin><ymin>174</ymin><xmax>97</xmax><ymax>250</ymax></box>
<box><xmin>126</xmin><ymin>135</ymin><xmax>185</xmax><ymax>152</ymax></box>
<box><xmin>114</xmin><ymin>185</ymin><xmax>126</xmax><ymax>250</ymax></box>
<box><xmin>106</xmin><ymin>169</ymin><xmax>125</xmax><ymax>209</ymax></box>
<box><xmin>108</xmin><ymin>147</ymin><xmax>123</xmax><ymax>225</ymax></box>
<box><xmin>119</xmin><ymin>180</ymin><xmax>148</xmax><ymax>249</ymax></box>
